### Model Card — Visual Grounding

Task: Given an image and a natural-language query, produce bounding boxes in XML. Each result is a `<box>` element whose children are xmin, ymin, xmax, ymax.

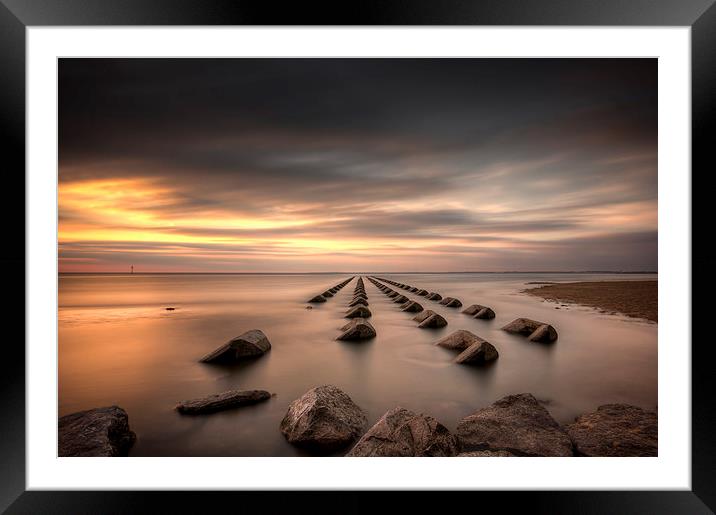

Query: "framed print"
<box><xmin>1</xmin><ymin>0</ymin><xmax>712</xmax><ymax>513</ymax></box>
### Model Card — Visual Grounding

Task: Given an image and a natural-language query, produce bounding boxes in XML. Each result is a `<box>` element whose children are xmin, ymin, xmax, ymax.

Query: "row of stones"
<box><xmin>307</xmin><ymin>276</ymin><xmax>355</xmax><ymax>304</ymax></box>
<box><xmin>337</xmin><ymin>277</ymin><xmax>377</xmax><ymax>341</ymax></box>
<box><xmin>367</xmin><ymin>276</ymin><xmax>447</xmax><ymax>328</ymax></box>
<box><xmin>374</xmin><ymin>276</ymin><xmax>558</xmax><ymax>343</ymax></box>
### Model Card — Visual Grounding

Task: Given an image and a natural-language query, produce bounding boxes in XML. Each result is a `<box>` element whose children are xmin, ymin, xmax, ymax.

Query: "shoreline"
<box><xmin>524</xmin><ymin>280</ymin><xmax>657</xmax><ymax>323</ymax></box>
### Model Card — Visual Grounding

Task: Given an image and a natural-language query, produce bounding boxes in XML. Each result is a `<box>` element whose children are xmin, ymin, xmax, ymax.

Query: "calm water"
<box><xmin>58</xmin><ymin>273</ymin><xmax>657</xmax><ymax>456</ymax></box>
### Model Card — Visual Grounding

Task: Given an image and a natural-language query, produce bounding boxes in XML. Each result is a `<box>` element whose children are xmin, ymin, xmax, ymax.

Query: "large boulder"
<box><xmin>502</xmin><ymin>318</ymin><xmax>558</xmax><ymax>342</ymax></box>
<box><xmin>565</xmin><ymin>404</ymin><xmax>657</xmax><ymax>457</ymax></box>
<box><xmin>59</xmin><ymin>406</ymin><xmax>136</xmax><ymax>457</ymax></box>
<box><xmin>456</xmin><ymin>393</ymin><xmax>573</xmax><ymax>456</ymax></box>
<box><xmin>308</xmin><ymin>295</ymin><xmax>326</xmax><ymax>303</ymax></box>
<box><xmin>176</xmin><ymin>389</ymin><xmax>271</xmax><ymax>414</ymax></box>
<box><xmin>462</xmin><ymin>304</ymin><xmax>496</xmax><ymax>319</ymax></box>
<box><xmin>337</xmin><ymin>318</ymin><xmax>376</xmax><ymax>340</ymax></box>
<box><xmin>200</xmin><ymin>329</ymin><xmax>271</xmax><ymax>363</ymax></box>
<box><xmin>345</xmin><ymin>305</ymin><xmax>372</xmax><ymax>319</ymax></box>
<box><xmin>434</xmin><ymin>329</ymin><xmax>485</xmax><ymax>351</ymax></box>
<box><xmin>280</xmin><ymin>385</ymin><xmax>367</xmax><ymax>451</ymax></box>
<box><xmin>401</xmin><ymin>301</ymin><xmax>423</xmax><ymax>313</ymax></box>
<box><xmin>347</xmin><ymin>407</ymin><xmax>459</xmax><ymax>457</ymax></box>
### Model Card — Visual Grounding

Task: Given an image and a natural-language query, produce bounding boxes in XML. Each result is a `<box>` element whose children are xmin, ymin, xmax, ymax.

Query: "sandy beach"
<box><xmin>524</xmin><ymin>280</ymin><xmax>657</xmax><ymax>323</ymax></box>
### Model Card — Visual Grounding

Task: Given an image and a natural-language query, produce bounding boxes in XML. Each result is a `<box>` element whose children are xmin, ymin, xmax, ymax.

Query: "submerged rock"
<box><xmin>454</xmin><ymin>340</ymin><xmax>499</xmax><ymax>364</ymax></box>
<box><xmin>462</xmin><ymin>304</ymin><xmax>496</xmax><ymax>319</ymax></box>
<box><xmin>456</xmin><ymin>393</ymin><xmax>573</xmax><ymax>456</ymax></box>
<box><xmin>280</xmin><ymin>385</ymin><xmax>367</xmax><ymax>451</ymax></box>
<box><xmin>200</xmin><ymin>329</ymin><xmax>271</xmax><ymax>363</ymax></box>
<box><xmin>347</xmin><ymin>407</ymin><xmax>459</xmax><ymax>457</ymax></box>
<box><xmin>502</xmin><ymin>318</ymin><xmax>558</xmax><ymax>342</ymax></box>
<box><xmin>337</xmin><ymin>318</ymin><xmax>376</xmax><ymax>340</ymax></box>
<box><xmin>308</xmin><ymin>295</ymin><xmax>326</xmax><ymax>303</ymax></box>
<box><xmin>419</xmin><ymin>314</ymin><xmax>448</xmax><ymax>329</ymax></box>
<box><xmin>59</xmin><ymin>406</ymin><xmax>136</xmax><ymax>457</ymax></box>
<box><xmin>401</xmin><ymin>301</ymin><xmax>424</xmax><ymax>313</ymax></box>
<box><xmin>566</xmin><ymin>404</ymin><xmax>657</xmax><ymax>456</ymax></box>
<box><xmin>176</xmin><ymin>389</ymin><xmax>271</xmax><ymax>414</ymax></box>
<box><xmin>345</xmin><ymin>305</ymin><xmax>372</xmax><ymax>318</ymax></box>
<box><xmin>434</xmin><ymin>329</ymin><xmax>485</xmax><ymax>351</ymax></box>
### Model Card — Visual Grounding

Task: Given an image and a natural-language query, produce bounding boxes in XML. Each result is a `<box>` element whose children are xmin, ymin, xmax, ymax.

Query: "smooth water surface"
<box><xmin>58</xmin><ymin>273</ymin><xmax>657</xmax><ymax>456</ymax></box>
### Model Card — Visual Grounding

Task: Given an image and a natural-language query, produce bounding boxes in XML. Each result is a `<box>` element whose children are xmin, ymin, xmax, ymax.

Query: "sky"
<box><xmin>58</xmin><ymin>58</ymin><xmax>657</xmax><ymax>273</ymax></box>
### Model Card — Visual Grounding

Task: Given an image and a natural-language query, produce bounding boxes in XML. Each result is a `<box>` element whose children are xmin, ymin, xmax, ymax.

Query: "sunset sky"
<box><xmin>59</xmin><ymin>59</ymin><xmax>657</xmax><ymax>273</ymax></box>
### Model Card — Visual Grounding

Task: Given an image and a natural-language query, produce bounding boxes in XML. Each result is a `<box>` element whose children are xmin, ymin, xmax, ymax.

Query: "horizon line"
<box><xmin>58</xmin><ymin>270</ymin><xmax>658</xmax><ymax>275</ymax></box>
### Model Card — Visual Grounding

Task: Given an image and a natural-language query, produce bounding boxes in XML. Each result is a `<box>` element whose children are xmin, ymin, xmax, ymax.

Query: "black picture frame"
<box><xmin>1</xmin><ymin>1</ymin><xmax>711</xmax><ymax>513</ymax></box>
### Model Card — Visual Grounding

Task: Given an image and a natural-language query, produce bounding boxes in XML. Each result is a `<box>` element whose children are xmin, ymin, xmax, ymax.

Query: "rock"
<box><xmin>444</xmin><ymin>298</ymin><xmax>462</xmax><ymax>308</ymax></box>
<box><xmin>176</xmin><ymin>389</ymin><xmax>271</xmax><ymax>414</ymax></box>
<box><xmin>416</xmin><ymin>289</ymin><xmax>429</xmax><ymax>296</ymax></box>
<box><xmin>58</xmin><ymin>406</ymin><xmax>136</xmax><ymax>457</ymax></box>
<box><xmin>280</xmin><ymin>385</ymin><xmax>367</xmax><ymax>451</ymax></box>
<box><xmin>308</xmin><ymin>295</ymin><xmax>326</xmax><ymax>303</ymax></box>
<box><xmin>458</xmin><ymin>450</ymin><xmax>519</xmax><ymax>457</ymax></box>
<box><xmin>419</xmin><ymin>313</ymin><xmax>448</xmax><ymax>329</ymax></box>
<box><xmin>165</xmin><ymin>307</ymin><xmax>176</xmax><ymax>311</ymax></box>
<box><xmin>434</xmin><ymin>329</ymin><xmax>486</xmax><ymax>351</ymax></box>
<box><xmin>454</xmin><ymin>340</ymin><xmax>499</xmax><ymax>364</ymax></box>
<box><xmin>305</xmin><ymin>306</ymin><xmax>313</xmax><ymax>309</ymax></box>
<box><xmin>337</xmin><ymin>318</ymin><xmax>376</xmax><ymax>340</ymax></box>
<box><xmin>462</xmin><ymin>304</ymin><xmax>496</xmax><ymax>319</ymax></box>
<box><xmin>412</xmin><ymin>310</ymin><xmax>434</xmax><ymax>323</ymax></box>
<box><xmin>347</xmin><ymin>407</ymin><xmax>459</xmax><ymax>457</ymax></box>
<box><xmin>348</xmin><ymin>297</ymin><xmax>369</xmax><ymax>307</ymax></box>
<box><xmin>345</xmin><ymin>305</ymin><xmax>372</xmax><ymax>318</ymax></box>
<box><xmin>353</xmin><ymin>293</ymin><xmax>368</xmax><ymax>300</ymax></box>
<box><xmin>426</xmin><ymin>293</ymin><xmax>442</xmax><ymax>301</ymax></box>
<box><xmin>439</xmin><ymin>297</ymin><xmax>455</xmax><ymax>305</ymax></box>
<box><xmin>387</xmin><ymin>291</ymin><xmax>399</xmax><ymax>298</ymax></box>
<box><xmin>565</xmin><ymin>404</ymin><xmax>657</xmax><ymax>457</ymax></box>
<box><xmin>456</xmin><ymin>393</ymin><xmax>573</xmax><ymax>456</ymax></box>
<box><xmin>393</xmin><ymin>295</ymin><xmax>408</xmax><ymax>304</ymax></box>
<box><xmin>502</xmin><ymin>318</ymin><xmax>558</xmax><ymax>342</ymax></box>
<box><xmin>200</xmin><ymin>329</ymin><xmax>271</xmax><ymax>363</ymax></box>
<box><xmin>401</xmin><ymin>301</ymin><xmax>423</xmax><ymax>313</ymax></box>
<box><xmin>410</xmin><ymin>287</ymin><xmax>419</xmax><ymax>292</ymax></box>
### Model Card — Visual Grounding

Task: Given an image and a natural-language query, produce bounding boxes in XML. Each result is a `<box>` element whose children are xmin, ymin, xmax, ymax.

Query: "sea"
<box><xmin>58</xmin><ymin>272</ymin><xmax>657</xmax><ymax>456</ymax></box>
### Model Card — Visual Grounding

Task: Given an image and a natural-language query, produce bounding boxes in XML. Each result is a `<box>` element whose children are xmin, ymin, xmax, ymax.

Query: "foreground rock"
<box><xmin>566</xmin><ymin>404</ymin><xmax>657</xmax><ymax>456</ymax></box>
<box><xmin>347</xmin><ymin>407</ymin><xmax>459</xmax><ymax>457</ymax></box>
<box><xmin>337</xmin><ymin>318</ymin><xmax>376</xmax><ymax>340</ymax></box>
<box><xmin>345</xmin><ymin>305</ymin><xmax>372</xmax><ymax>318</ymax></box>
<box><xmin>200</xmin><ymin>329</ymin><xmax>271</xmax><ymax>363</ymax></box>
<box><xmin>176</xmin><ymin>389</ymin><xmax>271</xmax><ymax>414</ymax></box>
<box><xmin>456</xmin><ymin>393</ymin><xmax>573</xmax><ymax>456</ymax></box>
<box><xmin>280</xmin><ymin>385</ymin><xmax>367</xmax><ymax>451</ymax></box>
<box><xmin>59</xmin><ymin>406</ymin><xmax>136</xmax><ymax>456</ymax></box>
<box><xmin>462</xmin><ymin>304</ymin><xmax>496</xmax><ymax>319</ymax></box>
<box><xmin>502</xmin><ymin>318</ymin><xmax>558</xmax><ymax>342</ymax></box>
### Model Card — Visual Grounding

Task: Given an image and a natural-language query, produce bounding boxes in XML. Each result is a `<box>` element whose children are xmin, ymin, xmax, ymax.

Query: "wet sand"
<box><xmin>524</xmin><ymin>280</ymin><xmax>657</xmax><ymax>322</ymax></box>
